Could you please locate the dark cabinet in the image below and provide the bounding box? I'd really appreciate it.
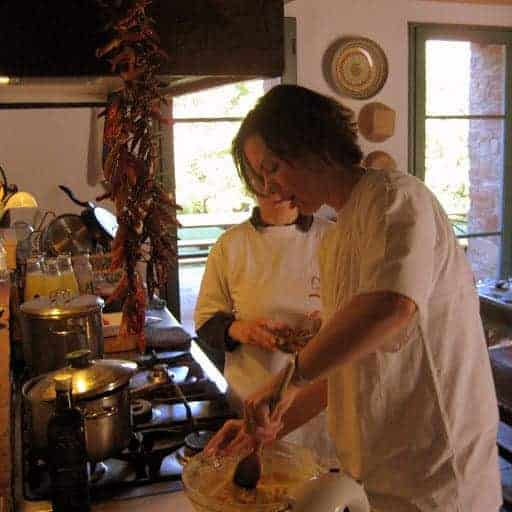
[0,0,283,78]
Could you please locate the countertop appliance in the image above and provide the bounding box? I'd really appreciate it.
[15,308,234,511]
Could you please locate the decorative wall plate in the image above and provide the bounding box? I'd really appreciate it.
[358,102,396,142]
[363,150,397,171]
[330,37,388,100]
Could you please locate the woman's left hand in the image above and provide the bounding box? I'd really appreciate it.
[244,369,299,441]
[203,419,253,457]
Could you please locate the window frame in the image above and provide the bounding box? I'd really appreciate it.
[409,22,512,278]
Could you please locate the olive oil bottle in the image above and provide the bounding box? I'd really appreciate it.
[47,374,90,511]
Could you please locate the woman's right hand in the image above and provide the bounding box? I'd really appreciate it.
[228,319,288,351]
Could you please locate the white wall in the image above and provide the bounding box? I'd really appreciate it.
[285,0,512,172]
[0,107,112,218]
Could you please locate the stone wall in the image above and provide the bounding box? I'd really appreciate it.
[468,43,505,281]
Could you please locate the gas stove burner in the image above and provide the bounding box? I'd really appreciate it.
[148,364,170,384]
[89,461,108,483]
[495,279,510,290]
[176,431,214,467]
[176,446,191,466]
[131,399,153,425]
[185,430,214,452]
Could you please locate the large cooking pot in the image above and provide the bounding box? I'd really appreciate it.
[20,294,104,376]
[22,349,138,462]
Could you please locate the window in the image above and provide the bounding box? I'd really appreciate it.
[173,80,270,258]
[410,24,512,282]
[171,80,271,333]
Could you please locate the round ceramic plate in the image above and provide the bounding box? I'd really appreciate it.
[330,37,388,99]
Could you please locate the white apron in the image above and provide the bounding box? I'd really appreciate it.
[195,217,336,462]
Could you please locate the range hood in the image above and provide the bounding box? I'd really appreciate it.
[0,0,284,106]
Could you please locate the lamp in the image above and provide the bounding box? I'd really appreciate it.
[0,164,38,225]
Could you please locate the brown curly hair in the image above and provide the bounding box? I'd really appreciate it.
[233,84,363,195]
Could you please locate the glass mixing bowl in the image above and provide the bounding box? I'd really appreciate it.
[183,441,327,512]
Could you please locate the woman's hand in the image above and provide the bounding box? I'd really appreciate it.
[228,318,290,351]
[244,367,299,440]
[203,419,253,457]
[204,366,300,457]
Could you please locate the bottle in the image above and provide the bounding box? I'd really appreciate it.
[24,256,45,301]
[57,254,80,296]
[47,373,90,512]
[71,253,94,295]
[43,257,61,296]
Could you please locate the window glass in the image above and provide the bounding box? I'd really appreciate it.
[425,118,503,235]
[426,40,505,117]
[173,80,266,118]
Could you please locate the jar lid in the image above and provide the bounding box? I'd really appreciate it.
[20,294,104,318]
[25,350,138,402]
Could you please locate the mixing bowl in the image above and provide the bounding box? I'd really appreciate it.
[183,441,326,512]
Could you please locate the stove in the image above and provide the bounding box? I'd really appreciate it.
[17,341,234,507]
[478,278,512,308]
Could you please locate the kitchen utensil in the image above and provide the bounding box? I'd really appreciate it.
[22,349,137,462]
[363,150,397,171]
[183,440,326,512]
[42,213,93,256]
[290,471,370,512]
[357,102,396,142]
[233,360,296,489]
[20,294,104,376]
[59,185,117,251]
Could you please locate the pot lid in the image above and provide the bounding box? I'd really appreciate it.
[20,293,104,318]
[26,350,138,402]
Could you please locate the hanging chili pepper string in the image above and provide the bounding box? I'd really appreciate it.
[96,0,181,352]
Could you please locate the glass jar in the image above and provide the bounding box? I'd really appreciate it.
[57,255,79,296]
[24,256,45,301]
[44,257,61,297]
[71,254,94,295]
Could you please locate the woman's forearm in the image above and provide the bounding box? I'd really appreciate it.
[278,379,328,437]
[297,291,417,382]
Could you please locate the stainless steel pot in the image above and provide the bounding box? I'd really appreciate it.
[22,350,138,462]
[20,294,104,376]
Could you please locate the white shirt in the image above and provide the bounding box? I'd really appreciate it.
[195,215,335,461]
[319,168,501,511]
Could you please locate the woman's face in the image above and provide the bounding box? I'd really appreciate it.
[243,134,325,215]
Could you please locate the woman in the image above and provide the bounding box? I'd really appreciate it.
[194,173,334,461]
[205,85,501,511]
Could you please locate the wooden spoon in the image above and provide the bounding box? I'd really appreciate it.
[233,360,296,489]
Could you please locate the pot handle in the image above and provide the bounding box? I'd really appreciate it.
[66,349,92,368]
[84,406,118,420]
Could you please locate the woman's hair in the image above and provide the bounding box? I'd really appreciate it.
[233,84,363,194]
